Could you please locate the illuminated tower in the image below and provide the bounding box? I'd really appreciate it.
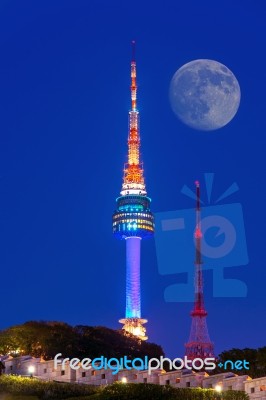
[112,42,154,341]
[185,181,214,359]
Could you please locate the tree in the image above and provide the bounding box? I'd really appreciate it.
[214,347,266,378]
[0,321,164,361]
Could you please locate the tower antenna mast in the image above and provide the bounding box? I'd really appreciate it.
[185,181,214,359]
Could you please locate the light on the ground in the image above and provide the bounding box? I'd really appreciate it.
[28,365,35,376]
[215,384,222,393]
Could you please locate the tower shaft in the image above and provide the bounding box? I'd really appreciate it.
[126,237,141,318]
[185,181,214,360]
[113,42,154,341]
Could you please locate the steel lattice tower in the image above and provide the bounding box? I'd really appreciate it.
[185,181,214,359]
[112,42,154,341]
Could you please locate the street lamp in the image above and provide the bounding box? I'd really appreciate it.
[215,384,222,393]
[28,365,35,378]
[214,384,223,399]
[121,377,127,383]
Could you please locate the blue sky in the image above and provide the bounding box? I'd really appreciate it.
[0,0,265,358]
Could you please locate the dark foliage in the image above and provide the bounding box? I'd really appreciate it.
[0,375,98,399]
[0,321,164,361]
[0,377,249,400]
[213,347,266,378]
[80,382,249,400]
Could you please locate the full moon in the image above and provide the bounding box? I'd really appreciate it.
[169,59,241,131]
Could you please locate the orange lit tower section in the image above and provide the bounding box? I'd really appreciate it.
[121,42,146,197]
[185,181,214,359]
[112,42,154,340]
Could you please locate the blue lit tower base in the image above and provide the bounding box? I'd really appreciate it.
[119,237,147,339]
[113,195,154,340]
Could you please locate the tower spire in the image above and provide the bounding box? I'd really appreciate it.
[121,41,146,197]
[185,181,214,360]
[131,40,137,111]
[112,43,154,341]
[131,40,136,62]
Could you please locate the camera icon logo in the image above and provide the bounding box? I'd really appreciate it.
[154,173,248,302]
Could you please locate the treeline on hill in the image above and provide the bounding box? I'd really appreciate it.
[0,321,265,380]
[214,347,266,379]
[0,321,164,360]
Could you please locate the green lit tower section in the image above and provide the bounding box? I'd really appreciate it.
[112,42,154,340]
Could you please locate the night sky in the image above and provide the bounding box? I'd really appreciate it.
[0,0,265,358]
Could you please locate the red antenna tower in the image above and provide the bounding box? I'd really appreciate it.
[185,181,215,360]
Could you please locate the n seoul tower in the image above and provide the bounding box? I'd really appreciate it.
[112,42,154,340]
[185,181,214,359]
